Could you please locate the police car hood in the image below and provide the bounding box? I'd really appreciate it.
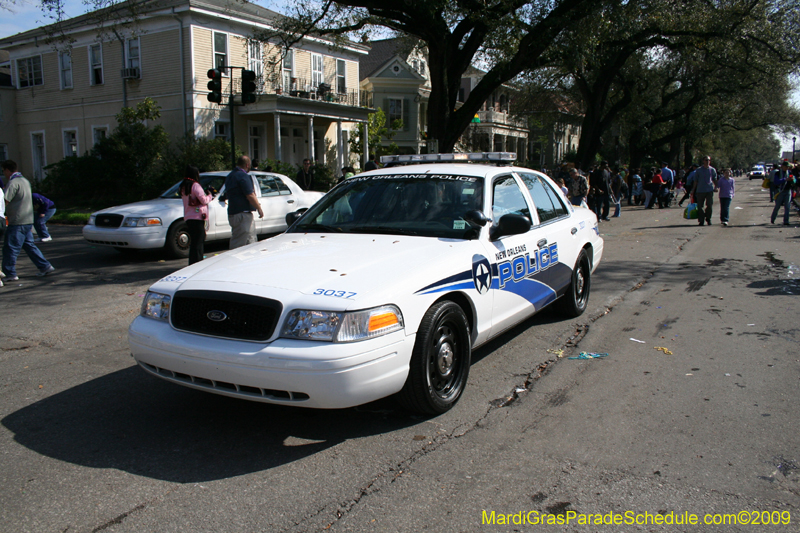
[94,198,178,216]
[174,232,470,304]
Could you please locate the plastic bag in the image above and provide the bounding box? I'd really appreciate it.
[683,202,698,219]
[762,177,771,189]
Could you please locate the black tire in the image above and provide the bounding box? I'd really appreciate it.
[165,221,190,259]
[557,249,591,317]
[397,301,471,415]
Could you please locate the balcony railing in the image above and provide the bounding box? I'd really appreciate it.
[478,109,528,129]
[226,76,364,107]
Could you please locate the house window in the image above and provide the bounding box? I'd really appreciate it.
[126,38,140,69]
[63,130,78,157]
[336,59,346,94]
[311,54,323,88]
[282,49,293,91]
[249,126,261,163]
[92,126,108,145]
[214,122,229,141]
[17,56,43,88]
[248,41,262,90]
[387,98,403,127]
[89,44,103,85]
[214,32,228,73]
[59,52,72,89]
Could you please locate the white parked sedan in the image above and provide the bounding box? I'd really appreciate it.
[128,153,603,414]
[83,171,324,257]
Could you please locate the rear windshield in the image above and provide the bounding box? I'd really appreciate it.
[289,175,484,239]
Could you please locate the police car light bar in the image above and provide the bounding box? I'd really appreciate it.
[380,152,516,164]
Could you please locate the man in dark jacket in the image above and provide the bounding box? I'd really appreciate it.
[590,161,611,221]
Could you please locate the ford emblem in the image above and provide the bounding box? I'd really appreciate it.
[207,310,227,322]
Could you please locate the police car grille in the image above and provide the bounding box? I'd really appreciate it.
[171,290,282,341]
[95,214,124,228]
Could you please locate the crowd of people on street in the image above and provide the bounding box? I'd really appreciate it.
[549,156,800,228]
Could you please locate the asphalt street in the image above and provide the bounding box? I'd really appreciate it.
[1,179,798,532]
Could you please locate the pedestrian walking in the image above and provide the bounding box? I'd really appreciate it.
[770,161,796,226]
[590,161,611,221]
[691,156,718,226]
[569,168,589,207]
[1,160,55,280]
[717,168,735,226]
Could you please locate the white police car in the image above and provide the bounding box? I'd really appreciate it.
[128,153,603,414]
[83,171,323,258]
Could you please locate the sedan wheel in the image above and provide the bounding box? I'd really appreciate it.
[398,301,471,415]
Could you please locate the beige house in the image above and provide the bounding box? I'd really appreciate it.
[359,39,528,159]
[526,96,583,170]
[0,0,372,182]
[0,50,19,166]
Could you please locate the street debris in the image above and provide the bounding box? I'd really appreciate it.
[547,348,565,358]
[630,338,646,343]
[568,352,608,360]
[654,346,673,355]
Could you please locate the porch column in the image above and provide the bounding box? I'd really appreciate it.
[363,122,369,169]
[337,119,344,174]
[308,116,315,161]
[274,113,282,162]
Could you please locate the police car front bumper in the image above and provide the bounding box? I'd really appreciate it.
[128,316,414,409]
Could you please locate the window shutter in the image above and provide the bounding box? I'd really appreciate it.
[383,98,389,127]
[403,98,410,131]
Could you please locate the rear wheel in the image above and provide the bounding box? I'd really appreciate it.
[397,301,471,415]
[165,221,190,259]
[557,249,591,317]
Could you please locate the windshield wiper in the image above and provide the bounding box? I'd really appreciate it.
[348,226,421,236]
[294,223,343,233]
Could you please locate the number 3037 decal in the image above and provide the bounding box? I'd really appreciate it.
[313,289,357,299]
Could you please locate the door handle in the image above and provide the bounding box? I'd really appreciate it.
[287,199,295,203]
[571,227,578,235]
[537,238,547,248]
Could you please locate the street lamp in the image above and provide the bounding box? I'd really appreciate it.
[793,136,796,163]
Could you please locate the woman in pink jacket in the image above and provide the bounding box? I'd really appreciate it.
[180,166,215,265]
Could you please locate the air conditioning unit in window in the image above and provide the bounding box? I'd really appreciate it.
[121,67,140,79]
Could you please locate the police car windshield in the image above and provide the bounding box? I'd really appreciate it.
[290,175,484,239]
[160,175,225,198]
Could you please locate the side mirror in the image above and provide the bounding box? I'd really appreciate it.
[490,214,531,240]
[464,210,490,228]
[285,208,308,227]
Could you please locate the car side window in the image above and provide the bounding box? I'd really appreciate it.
[257,177,280,197]
[519,173,566,223]
[275,177,292,195]
[492,175,530,221]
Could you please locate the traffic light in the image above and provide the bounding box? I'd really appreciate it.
[207,68,223,104]
[241,69,257,105]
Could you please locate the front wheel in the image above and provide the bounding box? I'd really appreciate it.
[397,301,471,415]
[165,221,190,259]
[557,249,591,317]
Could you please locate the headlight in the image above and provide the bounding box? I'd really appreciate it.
[87,215,96,225]
[281,305,404,342]
[123,217,162,227]
[140,291,171,320]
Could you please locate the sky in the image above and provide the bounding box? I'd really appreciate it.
[3,0,798,157]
